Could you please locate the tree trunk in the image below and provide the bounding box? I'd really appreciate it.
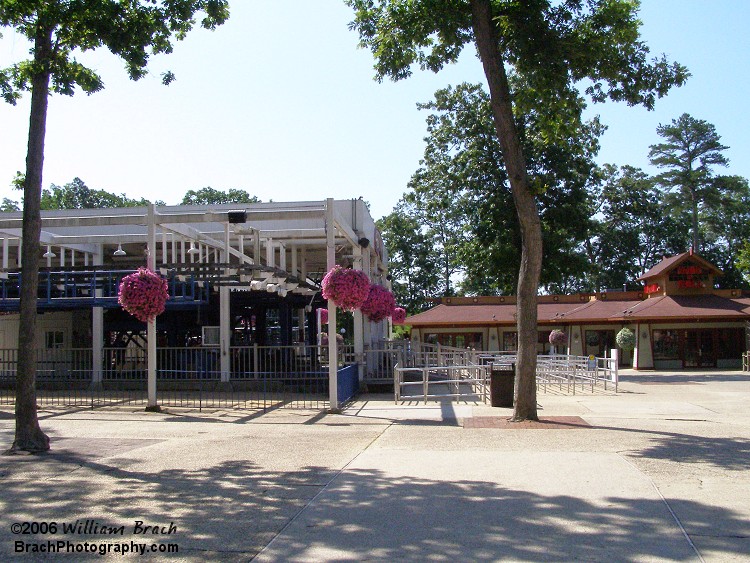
[470,0,542,421]
[9,24,53,453]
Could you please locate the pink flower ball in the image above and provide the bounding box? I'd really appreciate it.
[361,284,396,322]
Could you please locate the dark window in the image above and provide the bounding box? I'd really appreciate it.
[717,328,743,360]
[653,329,679,360]
[503,332,518,351]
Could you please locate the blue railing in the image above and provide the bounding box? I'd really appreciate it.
[0,269,209,310]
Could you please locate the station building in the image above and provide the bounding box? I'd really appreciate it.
[0,199,390,387]
[406,251,750,370]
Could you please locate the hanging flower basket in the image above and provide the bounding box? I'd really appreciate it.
[392,307,407,325]
[616,327,636,351]
[549,329,567,347]
[319,307,329,325]
[321,265,370,311]
[361,284,396,323]
[118,268,169,323]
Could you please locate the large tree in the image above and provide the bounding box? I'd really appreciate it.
[377,202,441,312]
[648,113,728,252]
[347,0,687,421]
[1,1,229,453]
[403,82,601,296]
[181,187,259,205]
[701,175,750,289]
[586,164,686,290]
[41,177,164,209]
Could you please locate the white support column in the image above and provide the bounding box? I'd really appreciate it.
[266,238,275,268]
[146,204,159,410]
[220,286,231,384]
[253,231,261,265]
[162,229,168,265]
[91,244,104,388]
[326,198,338,411]
[291,246,298,278]
[220,223,231,385]
[353,244,365,382]
[279,243,287,272]
[1,238,7,278]
[362,246,372,349]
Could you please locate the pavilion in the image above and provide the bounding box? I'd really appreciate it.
[0,198,390,407]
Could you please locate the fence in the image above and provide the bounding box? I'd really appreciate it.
[394,363,490,403]
[394,348,619,403]
[0,344,359,411]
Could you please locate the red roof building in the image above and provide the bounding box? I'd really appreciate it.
[406,252,749,370]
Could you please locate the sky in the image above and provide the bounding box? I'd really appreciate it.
[1,1,748,221]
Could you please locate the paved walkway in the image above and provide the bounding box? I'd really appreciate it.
[1,369,749,561]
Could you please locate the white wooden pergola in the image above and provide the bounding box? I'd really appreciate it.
[0,198,389,410]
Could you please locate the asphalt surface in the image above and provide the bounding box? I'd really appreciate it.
[1,369,749,561]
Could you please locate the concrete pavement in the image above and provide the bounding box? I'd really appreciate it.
[1,369,749,561]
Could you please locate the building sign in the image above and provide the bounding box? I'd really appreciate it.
[669,262,709,289]
[644,283,661,295]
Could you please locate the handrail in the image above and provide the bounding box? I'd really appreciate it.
[393,361,489,404]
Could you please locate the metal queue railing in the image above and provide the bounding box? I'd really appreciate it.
[392,347,619,404]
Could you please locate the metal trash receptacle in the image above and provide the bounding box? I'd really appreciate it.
[490,364,515,407]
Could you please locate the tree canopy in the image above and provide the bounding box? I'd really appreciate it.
[181,187,260,205]
[348,0,687,421]
[1,0,229,454]
[649,113,729,252]
[40,177,165,209]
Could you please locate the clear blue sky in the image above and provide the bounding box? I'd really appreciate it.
[1,1,748,221]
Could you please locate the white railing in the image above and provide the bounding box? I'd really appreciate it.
[393,362,490,404]
[410,342,479,369]
[393,348,620,403]
[478,351,618,394]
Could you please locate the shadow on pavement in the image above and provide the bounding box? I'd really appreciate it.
[1,452,747,561]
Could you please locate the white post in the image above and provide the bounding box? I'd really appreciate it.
[91,244,104,388]
[362,245,372,349]
[220,223,231,385]
[611,348,619,387]
[220,286,231,384]
[146,204,158,410]
[326,198,338,410]
[353,244,365,382]
[1,238,7,278]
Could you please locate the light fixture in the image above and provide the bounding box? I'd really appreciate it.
[358,237,370,248]
[277,288,288,297]
[251,280,264,291]
[187,242,200,255]
[266,283,277,293]
[43,246,56,259]
[113,244,126,256]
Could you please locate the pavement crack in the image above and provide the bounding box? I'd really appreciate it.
[617,452,706,563]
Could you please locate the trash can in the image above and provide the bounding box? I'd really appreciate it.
[490,364,515,407]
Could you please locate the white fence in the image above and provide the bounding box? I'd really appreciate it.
[394,363,490,403]
[394,347,619,403]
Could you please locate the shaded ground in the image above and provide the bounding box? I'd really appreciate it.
[0,369,748,561]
